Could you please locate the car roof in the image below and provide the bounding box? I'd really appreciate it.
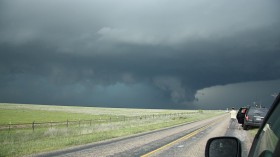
[248,106,268,110]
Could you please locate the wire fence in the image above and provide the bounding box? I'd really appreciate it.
[0,112,200,131]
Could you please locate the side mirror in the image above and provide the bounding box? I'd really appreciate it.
[205,137,242,157]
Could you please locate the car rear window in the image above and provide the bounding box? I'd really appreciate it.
[248,108,268,117]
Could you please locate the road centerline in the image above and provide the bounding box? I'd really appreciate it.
[140,121,217,157]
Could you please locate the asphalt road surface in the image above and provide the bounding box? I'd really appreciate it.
[34,114,253,157]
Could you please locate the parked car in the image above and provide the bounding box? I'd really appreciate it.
[236,107,248,125]
[205,93,280,157]
[243,106,268,130]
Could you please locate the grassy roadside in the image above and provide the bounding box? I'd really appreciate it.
[248,128,259,140]
[0,103,224,157]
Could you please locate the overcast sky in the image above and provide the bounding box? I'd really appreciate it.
[0,0,279,109]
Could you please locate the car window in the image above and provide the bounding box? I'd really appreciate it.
[247,108,256,115]
[248,108,268,116]
[251,101,280,156]
[254,109,268,117]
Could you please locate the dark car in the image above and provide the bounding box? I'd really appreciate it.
[236,107,248,125]
[243,106,268,130]
[205,93,280,157]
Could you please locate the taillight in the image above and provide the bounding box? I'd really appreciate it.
[245,115,249,121]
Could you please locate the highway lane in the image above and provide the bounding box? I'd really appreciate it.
[141,117,253,157]
[34,114,253,157]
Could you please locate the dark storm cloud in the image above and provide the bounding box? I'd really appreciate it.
[0,0,280,108]
[195,79,280,109]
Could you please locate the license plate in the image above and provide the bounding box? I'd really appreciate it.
[256,118,261,121]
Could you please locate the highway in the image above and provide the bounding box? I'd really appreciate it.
[34,114,253,157]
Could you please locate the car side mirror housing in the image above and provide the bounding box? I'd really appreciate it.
[205,137,242,157]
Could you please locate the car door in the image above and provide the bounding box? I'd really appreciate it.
[236,107,247,124]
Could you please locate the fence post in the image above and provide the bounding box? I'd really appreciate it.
[9,122,11,132]
[32,121,35,132]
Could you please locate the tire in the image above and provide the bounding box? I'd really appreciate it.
[243,124,248,130]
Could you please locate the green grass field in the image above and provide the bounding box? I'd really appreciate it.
[0,103,224,157]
